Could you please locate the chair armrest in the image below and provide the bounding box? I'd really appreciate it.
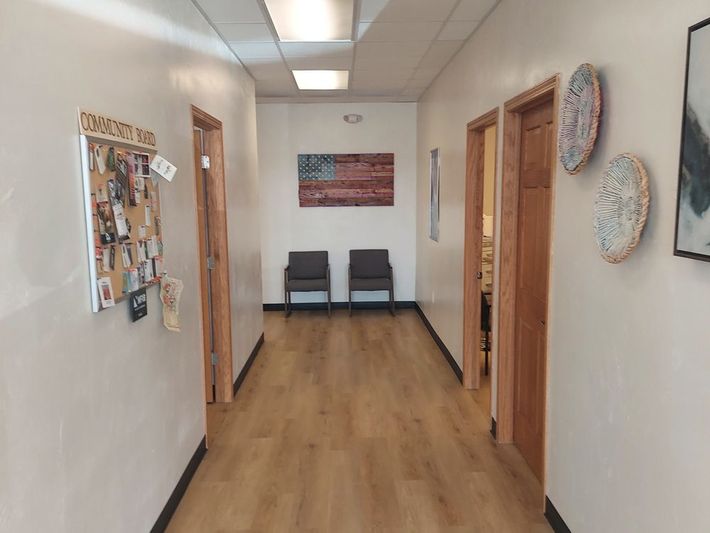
[284,265,289,283]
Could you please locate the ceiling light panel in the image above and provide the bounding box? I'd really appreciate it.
[264,0,355,41]
[293,70,349,90]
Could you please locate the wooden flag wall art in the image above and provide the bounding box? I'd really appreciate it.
[298,153,394,207]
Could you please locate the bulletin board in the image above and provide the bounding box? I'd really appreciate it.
[78,109,163,312]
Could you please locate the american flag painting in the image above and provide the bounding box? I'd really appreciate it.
[298,153,394,207]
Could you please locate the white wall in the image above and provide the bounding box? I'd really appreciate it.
[0,1,262,531]
[416,0,710,531]
[257,103,417,304]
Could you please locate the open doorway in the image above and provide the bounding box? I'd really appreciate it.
[463,108,498,421]
[191,106,234,442]
[497,76,559,491]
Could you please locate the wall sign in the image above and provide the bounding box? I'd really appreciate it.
[78,109,157,151]
[130,287,148,321]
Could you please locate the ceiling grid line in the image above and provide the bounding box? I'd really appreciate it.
[194,0,501,102]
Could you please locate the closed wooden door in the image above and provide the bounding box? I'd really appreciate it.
[513,98,553,481]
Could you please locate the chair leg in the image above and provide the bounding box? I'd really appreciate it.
[348,290,352,316]
[389,286,395,316]
[327,289,331,317]
[285,291,292,318]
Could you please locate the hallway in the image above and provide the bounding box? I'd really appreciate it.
[168,310,550,532]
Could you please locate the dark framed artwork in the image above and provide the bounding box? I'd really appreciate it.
[675,16,710,261]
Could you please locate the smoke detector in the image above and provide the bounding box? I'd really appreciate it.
[343,114,363,124]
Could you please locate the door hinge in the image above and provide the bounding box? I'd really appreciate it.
[207,256,216,270]
[201,155,210,169]
[211,352,218,366]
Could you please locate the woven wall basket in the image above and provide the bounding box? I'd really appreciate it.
[559,63,602,175]
[594,154,650,264]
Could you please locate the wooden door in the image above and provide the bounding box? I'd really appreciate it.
[513,99,553,481]
[193,128,215,403]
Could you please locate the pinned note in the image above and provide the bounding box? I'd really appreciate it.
[150,154,177,182]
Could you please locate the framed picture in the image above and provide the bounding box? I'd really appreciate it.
[429,148,440,241]
[675,17,710,261]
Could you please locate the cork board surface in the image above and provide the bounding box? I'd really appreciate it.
[87,142,163,309]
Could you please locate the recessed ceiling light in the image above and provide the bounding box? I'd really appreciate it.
[264,0,354,41]
[293,70,349,90]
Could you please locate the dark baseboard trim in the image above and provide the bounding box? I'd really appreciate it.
[490,417,497,439]
[233,333,265,397]
[414,303,463,383]
[545,496,572,533]
[263,301,416,312]
[151,436,207,533]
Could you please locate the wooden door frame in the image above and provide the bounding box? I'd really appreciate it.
[192,105,234,404]
[463,108,499,390]
[496,76,559,484]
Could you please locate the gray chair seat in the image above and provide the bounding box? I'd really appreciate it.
[286,278,328,291]
[284,251,331,317]
[349,277,391,291]
[348,249,395,315]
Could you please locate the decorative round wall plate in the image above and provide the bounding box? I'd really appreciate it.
[559,63,602,175]
[594,154,650,263]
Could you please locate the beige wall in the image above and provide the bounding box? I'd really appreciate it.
[0,0,262,531]
[257,103,417,304]
[415,0,710,530]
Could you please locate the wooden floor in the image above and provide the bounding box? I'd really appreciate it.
[168,310,550,533]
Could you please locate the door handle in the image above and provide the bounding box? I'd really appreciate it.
[476,272,482,280]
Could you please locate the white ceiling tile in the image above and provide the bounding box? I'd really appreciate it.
[417,41,462,69]
[246,62,292,81]
[355,41,430,60]
[229,41,282,59]
[255,79,297,97]
[352,87,407,97]
[359,0,458,22]
[437,20,480,41]
[279,42,354,58]
[401,86,424,97]
[450,0,498,21]
[353,68,414,83]
[217,23,273,41]
[358,21,443,42]
[196,0,265,23]
[354,55,420,69]
[286,55,353,70]
[359,0,389,22]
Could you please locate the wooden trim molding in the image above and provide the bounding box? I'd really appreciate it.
[463,107,499,390]
[192,105,222,129]
[497,75,559,446]
[192,106,234,404]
